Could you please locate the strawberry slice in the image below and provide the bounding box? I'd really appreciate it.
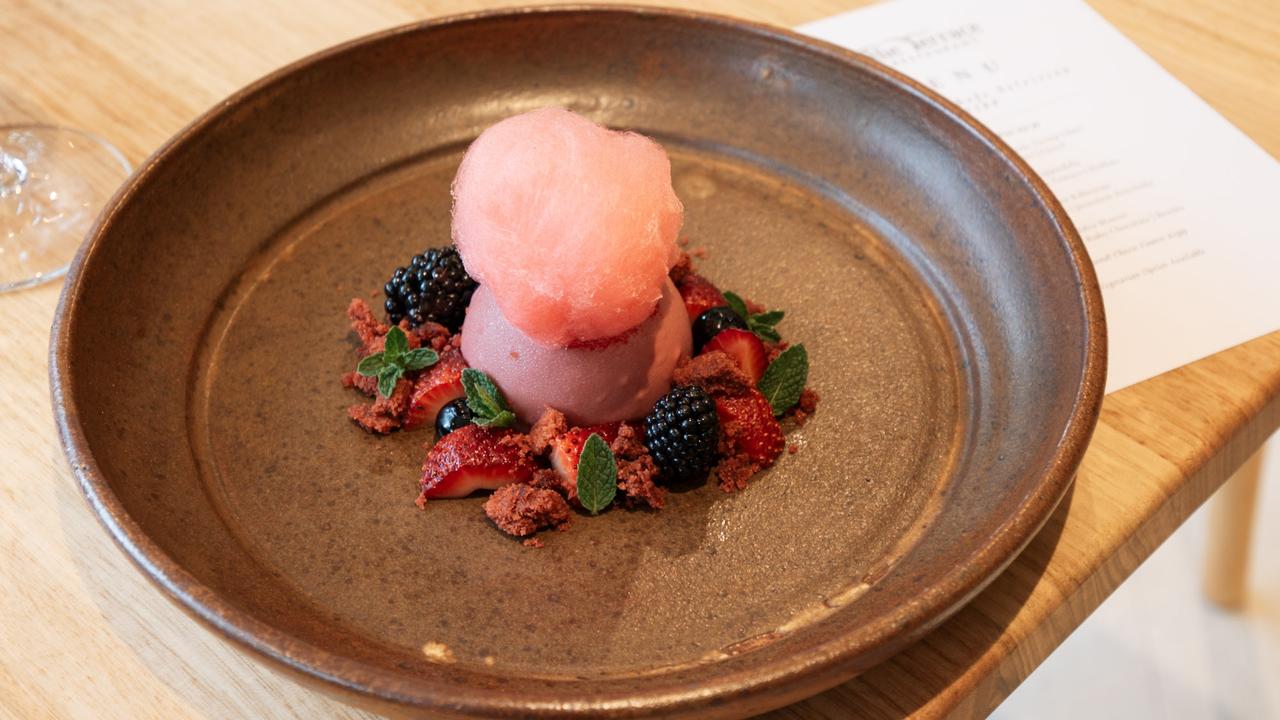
[702,328,767,384]
[419,424,535,498]
[549,423,621,493]
[678,273,727,321]
[403,349,468,430]
[715,389,785,467]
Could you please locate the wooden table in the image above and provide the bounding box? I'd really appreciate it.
[2,1,1277,717]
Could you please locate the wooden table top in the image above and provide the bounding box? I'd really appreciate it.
[2,1,1278,717]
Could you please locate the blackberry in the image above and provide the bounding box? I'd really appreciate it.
[435,397,474,438]
[644,385,720,484]
[692,306,747,352]
[383,246,477,331]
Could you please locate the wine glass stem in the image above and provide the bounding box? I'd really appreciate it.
[1,149,29,198]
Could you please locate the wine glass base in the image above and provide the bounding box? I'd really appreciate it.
[0,126,131,292]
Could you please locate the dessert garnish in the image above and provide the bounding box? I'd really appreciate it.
[723,291,784,344]
[460,368,516,429]
[702,329,767,384]
[691,306,748,352]
[434,398,473,438]
[383,246,476,330]
[642,385,719,484]
[355,326,439,398]
[758,345,810,416]
[341,107,820,543]
[403,349,467,431]
[573,434,617,515]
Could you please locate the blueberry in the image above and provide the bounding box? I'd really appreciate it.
[435,397,474,438]
[692,306,747,352]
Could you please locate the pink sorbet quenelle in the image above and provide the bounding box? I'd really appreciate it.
[451,107,684,346]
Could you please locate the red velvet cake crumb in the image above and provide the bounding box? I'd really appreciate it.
[611,423,665,509]
[484,484,572,537]
[346,377,413,434]
[527,408,569,455]
[347,298,388,356]
[789,388,821,426]
[617,454,664,509]
[672,351,754,398]
[715,453,760,493]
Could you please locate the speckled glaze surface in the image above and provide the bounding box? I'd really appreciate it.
[50,7,1105,719]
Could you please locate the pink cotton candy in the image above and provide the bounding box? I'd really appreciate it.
[451,107,684,346]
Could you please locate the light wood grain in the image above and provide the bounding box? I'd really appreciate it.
[1202,448,1264,610]
[1,1,1277,718]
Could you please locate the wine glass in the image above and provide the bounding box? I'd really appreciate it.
[0,125,131,292]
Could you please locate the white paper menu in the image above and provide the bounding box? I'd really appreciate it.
[802,0,1280,393]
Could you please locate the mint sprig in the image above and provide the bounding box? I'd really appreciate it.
[355,326,439,398]
[575,433,618,514]
[460,368,516,428]
[758,344,809,416]
[723,290,784,343]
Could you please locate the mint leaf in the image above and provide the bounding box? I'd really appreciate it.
[377,365,400,399]
[750,323,782,344]
[752,310,784,327]
[461,368,515,429]
[356,352,386,377]
[758,344,809,416]
[723,291,786,344]
[575,433,617,514]
[461,368,505,414]
[383,326,409,360]
[354,329,439,402]
[477,409,516,429]
[401,347,439,371]
[723,290,749,320]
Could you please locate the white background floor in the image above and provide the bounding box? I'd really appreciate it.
[992,434,1280,719]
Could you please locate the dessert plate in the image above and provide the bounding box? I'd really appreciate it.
[51,7,1105,718]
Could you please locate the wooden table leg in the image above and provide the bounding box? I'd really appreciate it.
[1203,445,1266,610]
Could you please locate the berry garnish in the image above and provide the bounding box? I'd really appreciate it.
[419,425,535,499]
[724,291,784,343]
[643,385,719,484]
[714,388,785,467]
[575,433,618,514]
[434,397,474,438]
[355,326,439,398]
[758,344,810,416]
[692,306,748,352]
[677,273,727,321]
[549,423,622,496]
[460,368,516,429]
[402,349,466,430]
[383,245,478,331]
[701,328,768,384]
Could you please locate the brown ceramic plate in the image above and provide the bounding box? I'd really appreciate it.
[51,7,1105,719]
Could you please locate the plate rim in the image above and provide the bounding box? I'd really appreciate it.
[49,4,1107,717]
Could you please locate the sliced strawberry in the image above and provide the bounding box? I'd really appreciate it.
[549,423,622,487]
[715,389,785,467]
[419,425,535,499]
[678,273,727,321]
[701,328,768,384]
[403,349,468,430]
